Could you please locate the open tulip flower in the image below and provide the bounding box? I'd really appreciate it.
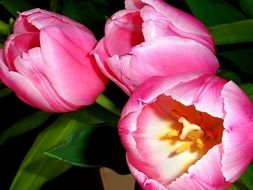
[0,9,107,112]
[93,0,219,95]
[119,73,253,190]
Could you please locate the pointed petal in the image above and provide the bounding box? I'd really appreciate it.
[168,75,226,118]
[14,48,75,112]
[107,55,135,95]
[40,25,106,106]
[142,0,214,51]
[221,81,253,182]
[119,73,202,119]
[124,37,218,89]
[125,0,145,9]
[104,9,144,56]
[141,5,180,41]
[92,40,132,95]
[126,155,167,190]
[3,32,40,70]
[0,50,53,112]
[169,145,230,190]
[14,14,38,33]
[14,8,84,33]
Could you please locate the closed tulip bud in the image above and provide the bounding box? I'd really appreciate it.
[92,0,218,95]
[0,9,107,112]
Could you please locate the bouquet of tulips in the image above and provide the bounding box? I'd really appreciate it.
[0,0,253,189]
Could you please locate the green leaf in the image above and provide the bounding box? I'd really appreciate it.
[239,162,253,189]
[217,70,242,85]
[96,94,121,116]
[228,163,253,190]
[186,0,246,26]
[240,0,253,18]
[227,185,240,190]
[73,103,119,126]
[10,112,80,190]
[45,123,129,174]
[209,19,253,45]
[218,48,253,77]
[0,19,10,35]
[0,0,34,16]
[240,83,253,101]
[0,87,12,98]
[10,103,119,190]
[0,111,51,145]
[62,0,112,37]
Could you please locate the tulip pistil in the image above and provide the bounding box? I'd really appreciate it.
[178,117,204,140]
[164,116,210,154]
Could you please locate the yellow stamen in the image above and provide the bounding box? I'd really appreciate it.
[178,117,204,140]
[175,141,194,154]
[166,129,180,138]
[196,138,204,148]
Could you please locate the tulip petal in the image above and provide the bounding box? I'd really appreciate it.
[107,37,218,93]
[221,81,253,182]
[24,13,68,30]
[3,32,40,70]
[125,0,145,9]
[168,75,226,118]
[104,9,144,56]
[14,8,84,33]
[107,55,135,95]
[0,50,53,111]
[127,155,167,190]
[142,0,214,51]
[40,24,106,106]
[92,40,132,95]
[119,73,202,119]
[141,5,180,41]
[169,145,230,190]
[14,15,39,33]
[133,101,201,184]
[14,48,75,112]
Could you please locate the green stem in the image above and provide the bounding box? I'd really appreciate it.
[96,94,121,116]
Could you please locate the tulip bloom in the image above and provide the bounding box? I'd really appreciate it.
[119,73,253,189]
[0,9,107,112]
[93,0,218,95]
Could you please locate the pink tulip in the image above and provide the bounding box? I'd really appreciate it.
[0,9,107,112]
[119,73,253,189]
[92,0,218,95]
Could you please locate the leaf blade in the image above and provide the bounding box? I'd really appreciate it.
[0,0,34,16]
[209,19,253,45]
[186,0,246,26]
[218,48,253,77]
[45,124,129,174]
[10,103,120,189]
[240,0,253,18]
[0,111,51,145]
